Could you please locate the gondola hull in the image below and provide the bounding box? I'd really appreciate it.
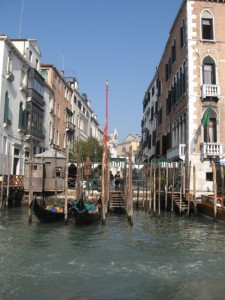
[32,197,64,223]
[73,208,101,225]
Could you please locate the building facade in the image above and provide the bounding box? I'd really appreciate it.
[142,0,225,193]
[0,36,46,175]
[0,35,103,176]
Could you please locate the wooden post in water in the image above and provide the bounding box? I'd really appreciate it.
[127,147,133,225]
[101,150,107,225]
[179,162,183,214]
[187,161,192,215]
[183,163,186,195]
[212,161,217,221]
[158,163,161,216]
[6,141,11,208]
[105,158,110,215]
[153,163,156,214]
[148,162,152,213]
[64,139,69,225]
[221,165,224,196]
[165,164,168,211]
[136,164,140,209]
[28,139,33,224]
[171,164,175,212]
[54,149,57,203]
[193,165,196,214]
[0,161,5,210]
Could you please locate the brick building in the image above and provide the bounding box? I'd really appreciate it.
[142,0,225,194]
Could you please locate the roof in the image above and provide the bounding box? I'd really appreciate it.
[120,134,141,144]
[35,149,65,159]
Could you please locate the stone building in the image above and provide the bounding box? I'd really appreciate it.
[0,35,45,175]
[0,35,103,176]
[142,0,225,194]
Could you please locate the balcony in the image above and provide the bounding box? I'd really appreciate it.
[3,118,12,128]
[6,71,14,82]
[27,88,45,107]
[66,121,75,134]
[25,127,45,142]
[201,142,223,159]
[20,83,27,93]
[167,144,186,161]
[201,84,220,100]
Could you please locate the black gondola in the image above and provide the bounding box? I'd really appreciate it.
[32,195,65,223]
[71,196,102,225]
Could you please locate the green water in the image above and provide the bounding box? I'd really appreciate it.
[1,207,225,300]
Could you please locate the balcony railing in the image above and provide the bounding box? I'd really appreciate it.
[66,121,75,134]
[201,84,220,99]
[27,88,45,107]
[167,144,186,161]
[201,142,223,159]
[25,127,45,141]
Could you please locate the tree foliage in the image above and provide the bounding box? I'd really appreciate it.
[69,137,103,162]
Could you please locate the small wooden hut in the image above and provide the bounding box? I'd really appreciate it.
[24,149,66,193]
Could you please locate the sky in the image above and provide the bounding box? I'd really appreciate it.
[1,0,182,142]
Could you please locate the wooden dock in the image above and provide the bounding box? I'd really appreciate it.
[109,191,125,213]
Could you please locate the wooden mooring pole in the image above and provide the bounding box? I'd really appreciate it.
[179,162,183,214]
[28,139,33,224]
[212,161,217,221]
[171,165,175,212]
[153,164,156,214]
[193,165,197,214]
[165,164,168,211]
[148,162,152,213]
[158,163,161,216]
[64,140,69,225]
[0,161,5,210]
[187,161,192,215]
[126,147,133,225]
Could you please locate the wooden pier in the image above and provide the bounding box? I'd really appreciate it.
[109,191,125,213]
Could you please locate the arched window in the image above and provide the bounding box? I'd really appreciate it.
[203,108,217,143]
[202,56,216,85]
[201,10,214,40]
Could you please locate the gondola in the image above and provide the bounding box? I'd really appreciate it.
[71,196,102,225]
[32,195,65,223]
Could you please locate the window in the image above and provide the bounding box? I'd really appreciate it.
[201,11,214,40]
[172,39,176,64]
[14,148,20,156]
[7,51,13,74]
[180,19,185,48]
[29,50,32,62]
[4,92,10,123]
[36,59,39,69]
[41,70,48,81]
[202,56,216,84]
[18,102,25,128]
[206,172,213,181]
[203,109,217,143]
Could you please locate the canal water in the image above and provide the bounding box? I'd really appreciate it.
[1,207,225,300]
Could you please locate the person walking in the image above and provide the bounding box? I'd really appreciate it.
[114,171,121,190]
[110,171,114,190]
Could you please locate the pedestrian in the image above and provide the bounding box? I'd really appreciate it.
[110,171,114,190]
[114,171,121,190]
